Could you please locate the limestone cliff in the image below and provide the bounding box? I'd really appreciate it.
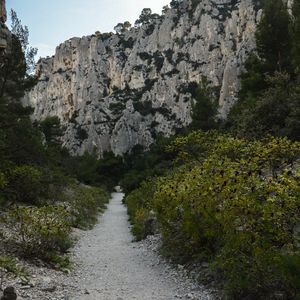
[25,0,262,156]
[0,0,10,53]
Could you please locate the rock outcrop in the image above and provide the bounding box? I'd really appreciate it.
[0,286,17,300]
[0,0,6,23]
[25,0,262,156]
[0,0,10,53]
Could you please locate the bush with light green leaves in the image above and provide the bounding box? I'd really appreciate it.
[127,131,300,298]
[154,133,300,298]
[3,205,72,260]
[125,179,157,240]
[68,184,110,229]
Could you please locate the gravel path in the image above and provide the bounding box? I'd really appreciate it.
[2,192,215,299]
[67,192,214,300]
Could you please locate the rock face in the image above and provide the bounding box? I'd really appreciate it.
[0,0,6,23]
[0,0,9,52]
[25,0,261,156]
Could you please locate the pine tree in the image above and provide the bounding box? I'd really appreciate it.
[0,10,42,165]
[190,77,218,131]
[256,0,292,73]
[227,0,294,134]
[290,0,300,73]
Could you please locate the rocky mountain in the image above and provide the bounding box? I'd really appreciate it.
[25,0,261,156]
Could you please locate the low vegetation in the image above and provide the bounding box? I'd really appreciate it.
[0,256,28,289]
[0,182,109,266]
[125,132,300,298]
[123,0,300,299]
[3,184,107,258]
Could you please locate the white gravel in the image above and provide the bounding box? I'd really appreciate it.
[66,192,215,300]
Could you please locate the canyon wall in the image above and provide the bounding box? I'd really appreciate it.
[25,0,261,156]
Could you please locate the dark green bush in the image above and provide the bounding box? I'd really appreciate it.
[5,165,44,204]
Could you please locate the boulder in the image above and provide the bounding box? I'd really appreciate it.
[1,286,17,300]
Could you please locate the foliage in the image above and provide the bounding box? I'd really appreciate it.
[124,180,157,240]
[158,136,300,298]
[68,184,109,229]
[162,5,170,15]
[255,0,292,73]
[0,172,6,188]
[5,165,44,204]
[227,0,300,141]
[290,0,300,72]
[0,256,28,286]
[39,116,63,145]
[96,151,124,190]
[109,102,125,115]
[190,77,218,131]
[135,8,152,26]
[120,136,175,194]
[0,10,37,101]
[132,100,154,116]
[126,131,300,298]
[48,253,71,270]
[191,0,200,10]
[114,21,131,34]
[134,8,160,27]
[170,0,184,9]
[3,205,72,259]
[10,10,37,74]
[165,130,220,164]
[0,10,43,172]
[0,181,109,264]
[229,72,300,140]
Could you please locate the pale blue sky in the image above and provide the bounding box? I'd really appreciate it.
[6,0,170,58]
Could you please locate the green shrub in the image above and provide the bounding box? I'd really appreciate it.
[153,133,300,298]
[4,205,72,260]
[0,256,29,286]
[0,171,7,206]
[6,165,44,204]
[126,131,300,298]
[125,180,157,240]
[68,185,109,229]
[0,172,7,189]
[109,102,126,115]
[190,77,219,131]
[48,253,71,270]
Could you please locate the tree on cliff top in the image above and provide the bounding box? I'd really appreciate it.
[114,21,132,34]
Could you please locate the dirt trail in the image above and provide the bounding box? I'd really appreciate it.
[67,192,214,300]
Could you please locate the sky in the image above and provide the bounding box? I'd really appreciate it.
[6,0,171,58]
